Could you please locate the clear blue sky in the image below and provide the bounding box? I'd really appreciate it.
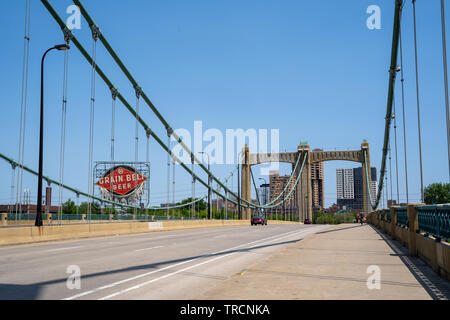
[0,0,448,208]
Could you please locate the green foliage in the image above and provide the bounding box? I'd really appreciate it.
[424,183,450,205]
[62,199,77,214]
[313,211,357,224]
[78,201,101,214]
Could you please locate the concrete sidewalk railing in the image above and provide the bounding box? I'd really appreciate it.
[368,205,450,281]
[0,218,301,246]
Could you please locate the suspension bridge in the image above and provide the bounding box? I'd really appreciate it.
[0,0,449,301]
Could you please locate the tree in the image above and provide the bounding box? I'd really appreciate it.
[424,183,450,205]
[62,199,77,214]
[78,201,101,214]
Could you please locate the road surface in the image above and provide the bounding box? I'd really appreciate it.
[0,223,326,300]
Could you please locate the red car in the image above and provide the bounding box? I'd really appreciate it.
[304,218,312,224]
[251,216,267,226]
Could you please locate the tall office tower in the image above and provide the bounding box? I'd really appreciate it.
[336,167,377,210]
[310,151,324,210]
[258,183,270,205]
[353,167,377,210]
[336,168,354,199]
[371,180,378,203]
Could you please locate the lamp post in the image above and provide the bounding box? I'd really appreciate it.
[35,44,70,227]
[199,152,211,219]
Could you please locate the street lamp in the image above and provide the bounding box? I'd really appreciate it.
[199,152,211,220]
[35,44,70,227]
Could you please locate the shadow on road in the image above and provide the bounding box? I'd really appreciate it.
[369,225,450,300]
[0,237,301,300]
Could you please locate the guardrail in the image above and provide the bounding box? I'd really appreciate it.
[367,203,450,281]
[416,204,450,241]
[1,212,223,226]
[396,207,408,228]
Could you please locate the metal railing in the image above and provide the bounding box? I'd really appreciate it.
[396,207,408,227]
[416,204,450,241]
[371,204,450,241]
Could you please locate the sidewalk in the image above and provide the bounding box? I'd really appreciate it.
[200,224,450,300]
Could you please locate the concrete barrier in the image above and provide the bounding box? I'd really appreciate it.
[0,219,301,246]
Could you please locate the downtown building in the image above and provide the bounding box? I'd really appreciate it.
[336,167,377,211]
[310,155,324,210]
[268,171,297,218]
[267,163,324,217]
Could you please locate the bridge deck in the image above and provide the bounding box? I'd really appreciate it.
[200,224,450,300]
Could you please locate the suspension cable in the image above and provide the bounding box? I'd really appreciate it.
[0,151,206,212]
[367,0,402,210]
[111,86,117,161]
[40,0,303,211]
[16,0,31,222]
[191,154,195,219]
[389,135,393,203]
[134,85,141,162]
[250,167,261,207]
[10,164,16,214]
[167,133,171,217]
[87,24,99,218]
[399,6,410,204]
[109,87,118,213]
[146,130,150,214]
[393,96,400,204]
[58,31,70,224]
[172,154,176,217]
[440,0,450,181]
[412,0,424,203]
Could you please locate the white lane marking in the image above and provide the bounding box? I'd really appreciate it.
[98,226,326,300]
[46,246,84,252]
[134,246,164,252]
[62,227,310,300]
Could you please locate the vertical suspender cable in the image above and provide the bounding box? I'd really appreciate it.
[386,173,389,208]
[87,25,99,218]
[146,131,150,215]
[231,171,234,219]
[10,165,16,214]
[412,0,425,203]
[191,155,195,219]
[389,136,393,203]
[110,87,117,213]
[167,134,171,217]
[134,86,141,162]
[440,0,450,181]
[393,96,400,204]
[58,34,70,224]
[16,0,31,223]
[172,156,175,217]
[111,87,117,161]
[399,6,410,204]
[134,87,141,215]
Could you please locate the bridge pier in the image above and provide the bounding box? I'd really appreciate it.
[361,141,372,216]
[242,140,373,222]
[241,146,251,220]
[295,143,311,222]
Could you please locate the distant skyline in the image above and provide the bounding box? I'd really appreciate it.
[0,0,449,209]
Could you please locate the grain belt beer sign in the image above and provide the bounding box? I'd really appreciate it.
[96,165,147,204]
